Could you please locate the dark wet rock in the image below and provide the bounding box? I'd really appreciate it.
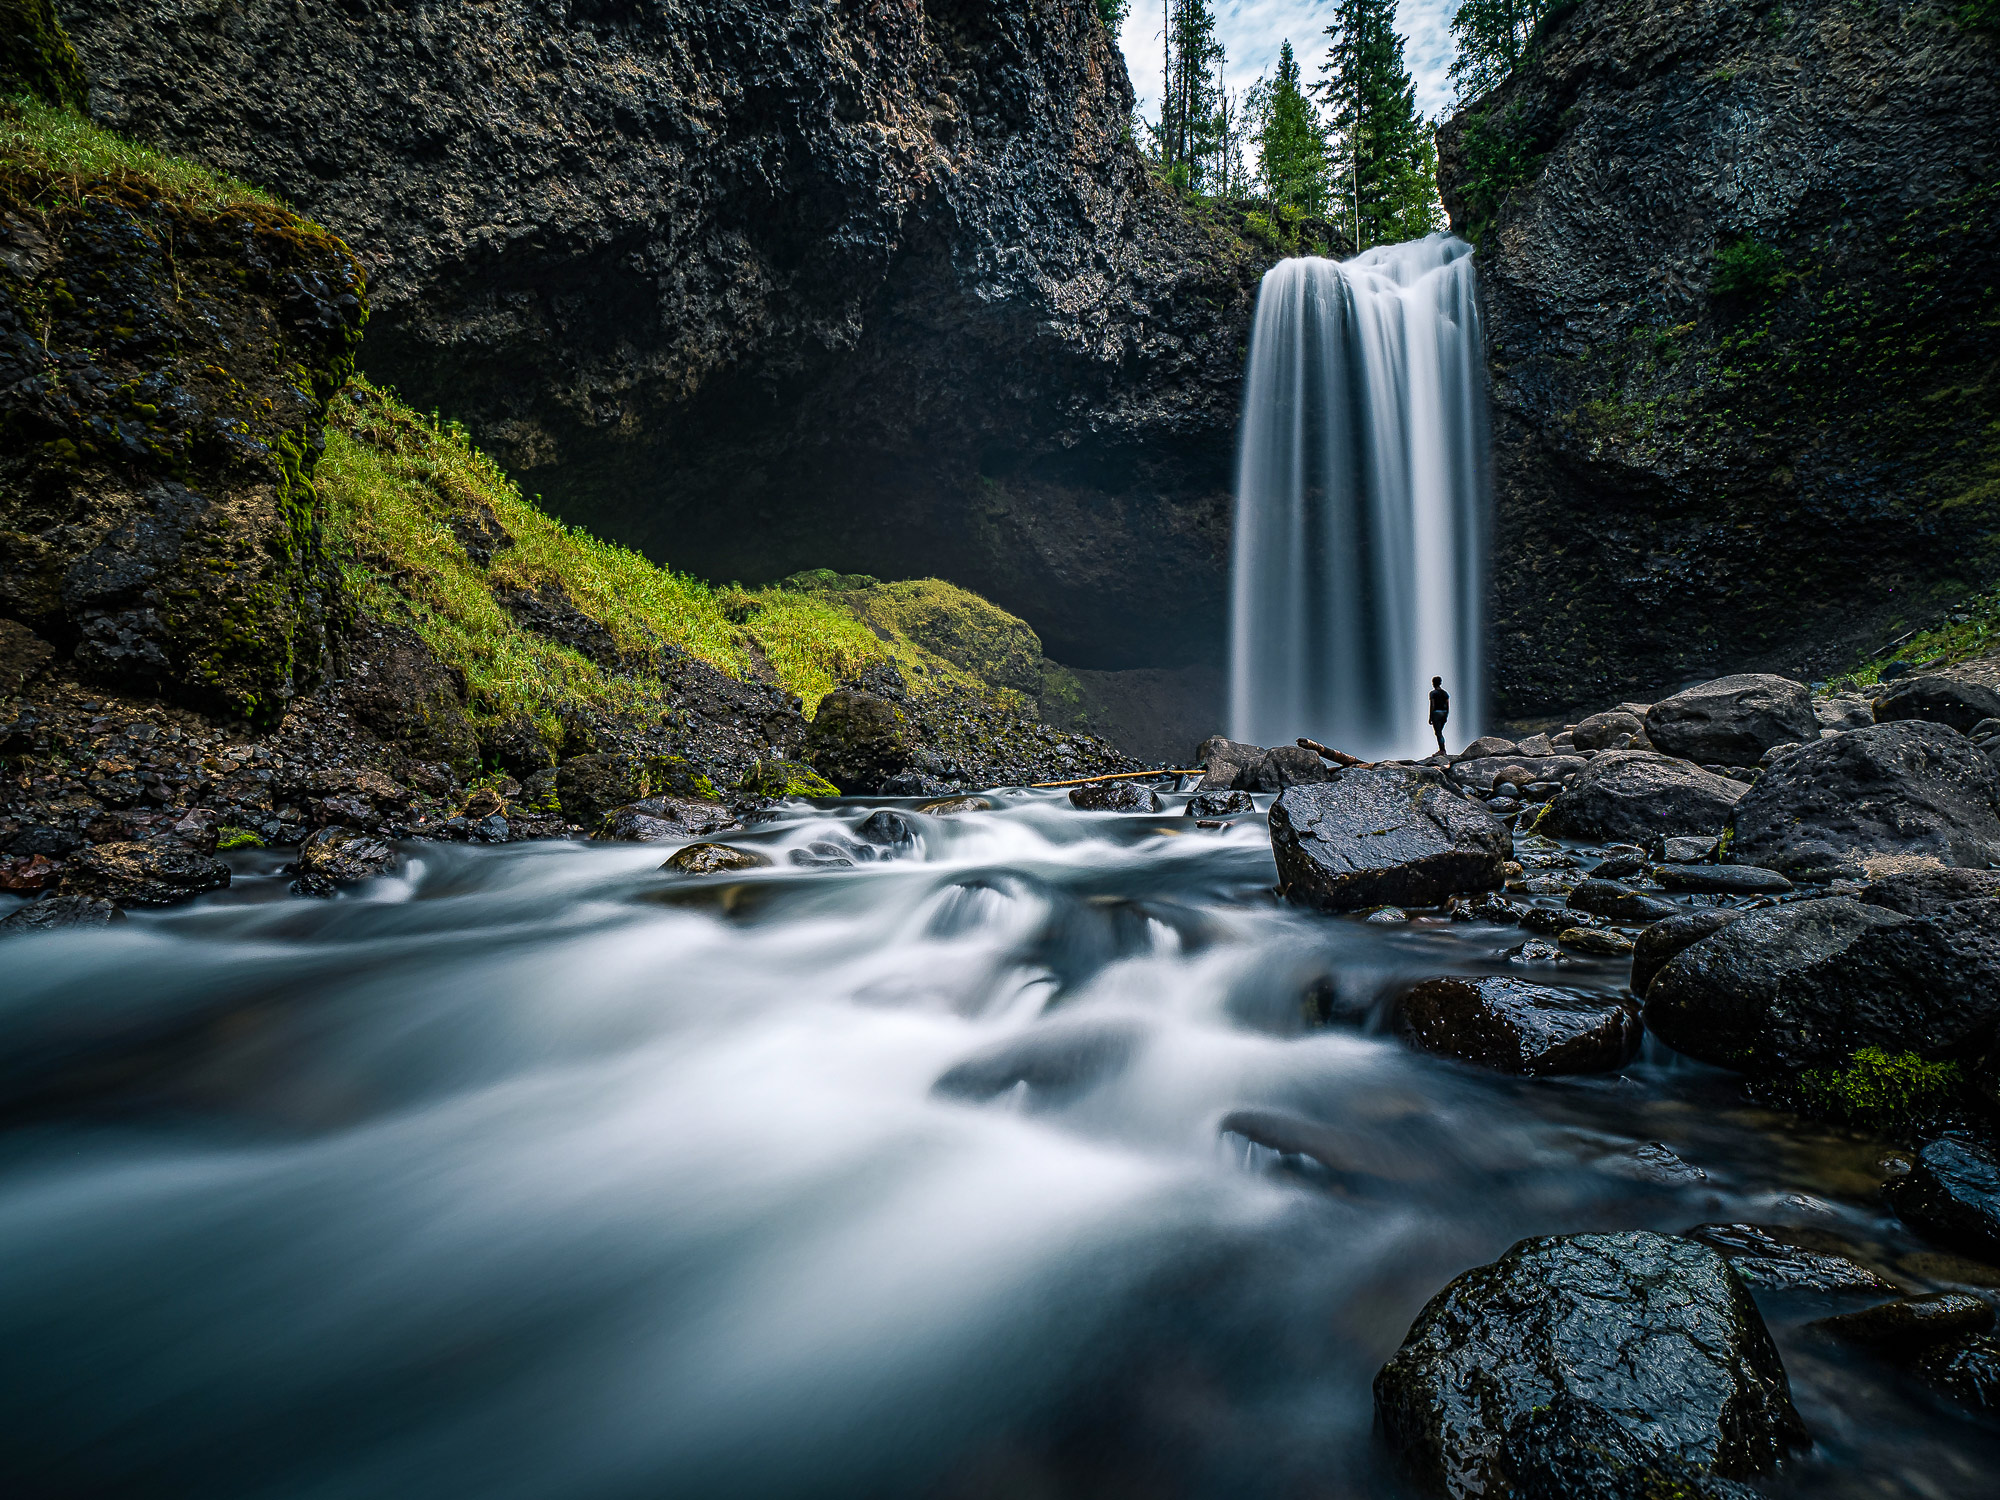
[1632,909,1740,996]
[1590,849,1645,880]
[1270,768,1510,915]
[1503,1395,1764,1500]
[1686,1224,1897,1295]
[1557,926,1634,957]
[598,798,737,843]
[1816,695,1875,733]
[664,843,770,876]
[1365,905,1410,924]
[1456,735,1519,760]
[447,504,514,567]
[1645,899,2000,1072]
[1506,938,1576,967]
[1375,1231,1806,1497]
[1912,1334,2000,1412]
[789,839,860,869]
[805,690,912,795]
[1485,796,1524,815]
[1397,977,1641,1074]
[1601,1141,1708,1187]
[735,759,840,800]
[932,1020,1142,1104]
[0,895,125,934]
[494,580,628,671]
[854,810,919,850]
[1543,751,1745,844]
[878,770,952,798]
[340,625,479,773]
[1857,866,2000,918]
[291,826,397,896]
[59,840,229,907]
[1185,790,1255,818]
[1567,878,1678,923]
[1192,736,1266,792]
[1643,676,1818,767]
[1663,835,1719,862]
[0,618,58,695]
[919,796,992,816]
[1218,1108,1383,1184]
[479,714,556,780]
[1888,1139,2000,1263]
[1872,675,2000,737]
[1451,754,1586,792]
[1069,781,1162,813]
[555,754,645,827]
[1811,1293,1993,1356]
[1571,710,1645,751]
[1726,721,2000,878]
[1657,864,1793,895]
[1243,744,1332,792]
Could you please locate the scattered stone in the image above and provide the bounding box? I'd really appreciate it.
[598,797,737,843]
[1506,938,1575,966]
[1269,767,1511,914]
[805,689,913,793]
[1485,796,1523,815]
[1645,898,2000,1072]
[1185,789,1254,818]
[854,810,919,850]
[1567,878,1678,923]
[1374,1232,1806,1497]
[1726,720,2000,878]
[0,895,125,934]
[664,843,771,875]
[1663,834,1718,862]
[1912,1334,2000,1411]
[1814,694,1875,733]
[1656,864,1793,895]
[1069,781,1162,812]
[920,796,992,815]
[1192,736,1267,790]
[1811,1293,1993,1355]
[1632,909,1740,996]
[1397,977,1641,1073]
[1558,926,1634,957]
[59,840,230,907]
[1591,848,1645,879]
[1449,754,1587,792]
[291,827,398,896]
[1888,1139,2000,1262]
[1686,1223,1897,1294]
[1571,710,1644,751]
[1516,733,1555,757]
[1872,675,2000,737]
[1543,751,1745,843]
[1645,674,1819,766]
[1456,735,1518,760]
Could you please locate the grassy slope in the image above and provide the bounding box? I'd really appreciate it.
[319,381,1042,743]
[0,95,279,212]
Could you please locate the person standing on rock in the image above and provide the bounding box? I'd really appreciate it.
[1429,677,1450,755]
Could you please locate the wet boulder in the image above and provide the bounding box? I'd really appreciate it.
[1375,1231,1805,1498]
[854,810,919,851]
[1069,780,1162,812]
[664,843,770,875]
[1397,977,1641,1074]
[1815,694,1875,732]
[59,839,230,907]
[1571,709,1645,751]
[1686,1223,1896,1294]
[1655,864,1792,895]
[1243,744,1332,792]
[1193,736,1267,791]
[1542,751,1744,843]
[1456,735,1518,760]
[1644,674,1819,766]
[1726,721,2000,878]
[1567,878,1679,923]
[1859,866,2000,916]
[1871,674,2000,736]
[1632,909,1740,995]
[1810,1293,1992,1356]
[290,827,398,895]
[1269,768,1510,914]
[1449,753,1586,793]
[1185,789,1254,818]
[555,754,644,826]
[1913,1335,2000,1411]
[598,797,737,842]
[805,689,913,793]
[919,796,992,815]
[0,895,125,934]
[1644,898,2000,1072]
[1887,1139,2000,1262]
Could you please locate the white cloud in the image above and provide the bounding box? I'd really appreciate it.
[1117,0,1461,124]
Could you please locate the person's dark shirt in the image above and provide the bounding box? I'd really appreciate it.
[1429,687,1449,716]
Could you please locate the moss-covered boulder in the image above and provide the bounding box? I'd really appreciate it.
[841,579,1045,698]
[0,102,366,725]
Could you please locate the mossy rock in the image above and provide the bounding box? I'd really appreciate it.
[841,579,1045,697]
[736,758,838,799]
[1797,1046,1964,1126]
[1,0,89,111]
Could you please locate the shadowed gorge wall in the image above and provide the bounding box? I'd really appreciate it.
[64,0,1268,671]
[1438,0,2000,719]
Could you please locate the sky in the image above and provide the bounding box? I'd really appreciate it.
[1116,0,1462,125]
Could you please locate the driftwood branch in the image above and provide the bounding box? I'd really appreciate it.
[1030,768,1202,789]
[1296,737,1372,768]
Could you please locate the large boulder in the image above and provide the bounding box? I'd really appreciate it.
[1269,769,1510,914]
[291,827,398,896]
[1375,1232,1806,1498]
[1643,898,2000,1073]
[1397,977,1641,1074]
[1631,909,1740,996]
[1871,675,2000,737]
[1571,710,1644,751]
[1644,676,1818,766]
[1243,744,1332,792]
[1725,721,2000,878]
[1192,736,1267,792]
[58,840,231,908]
[1069,781,1161,812]
[1888,1139,2000,1263]
[805,690,912,794]
[1542,751,1744,843]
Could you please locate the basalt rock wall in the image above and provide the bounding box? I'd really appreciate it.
[1439,0,2000,719]
[65,0,1268,670]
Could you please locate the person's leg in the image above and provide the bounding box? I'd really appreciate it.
[1433,719,1446,754]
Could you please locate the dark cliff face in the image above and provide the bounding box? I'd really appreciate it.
[65,0,1266,670]
[1439,0,2000,719]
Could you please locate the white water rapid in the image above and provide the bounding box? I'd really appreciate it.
[1228,234,1488,760]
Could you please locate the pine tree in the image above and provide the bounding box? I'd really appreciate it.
[1158,0,1224,189]
[1448,0,1557,102]
[1316,0,1442,251]
[1095,0,1129,33]
[1253,40,1330,216]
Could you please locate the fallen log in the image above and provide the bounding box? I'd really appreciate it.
[1030,768,1202,789]
[1297,737,1372,768]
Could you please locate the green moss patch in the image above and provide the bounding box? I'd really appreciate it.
[1797,1047,1963,1127]
[1,0,87,112]
[0,97,283,217]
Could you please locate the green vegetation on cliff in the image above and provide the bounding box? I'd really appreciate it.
[0,0,87,111]
[0,96,276,212]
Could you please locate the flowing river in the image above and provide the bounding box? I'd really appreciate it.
[4,794,1996,1498]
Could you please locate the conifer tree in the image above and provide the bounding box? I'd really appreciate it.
[1158,0,1224,189]
[1253,42,1330,215]
[1316,0,1442,250]
[1448,0,1557,101]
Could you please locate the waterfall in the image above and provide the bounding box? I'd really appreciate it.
[1227,234,1488,761]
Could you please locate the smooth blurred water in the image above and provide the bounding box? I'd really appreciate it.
[1228,235,1487,760]
[1,795,1994,1499]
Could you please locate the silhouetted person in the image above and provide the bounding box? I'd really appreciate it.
[1429,677,1450,754]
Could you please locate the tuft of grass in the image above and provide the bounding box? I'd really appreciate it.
[0,96,282,215]
[1797,1047,1963,1126]
[1833,578,2000,689]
